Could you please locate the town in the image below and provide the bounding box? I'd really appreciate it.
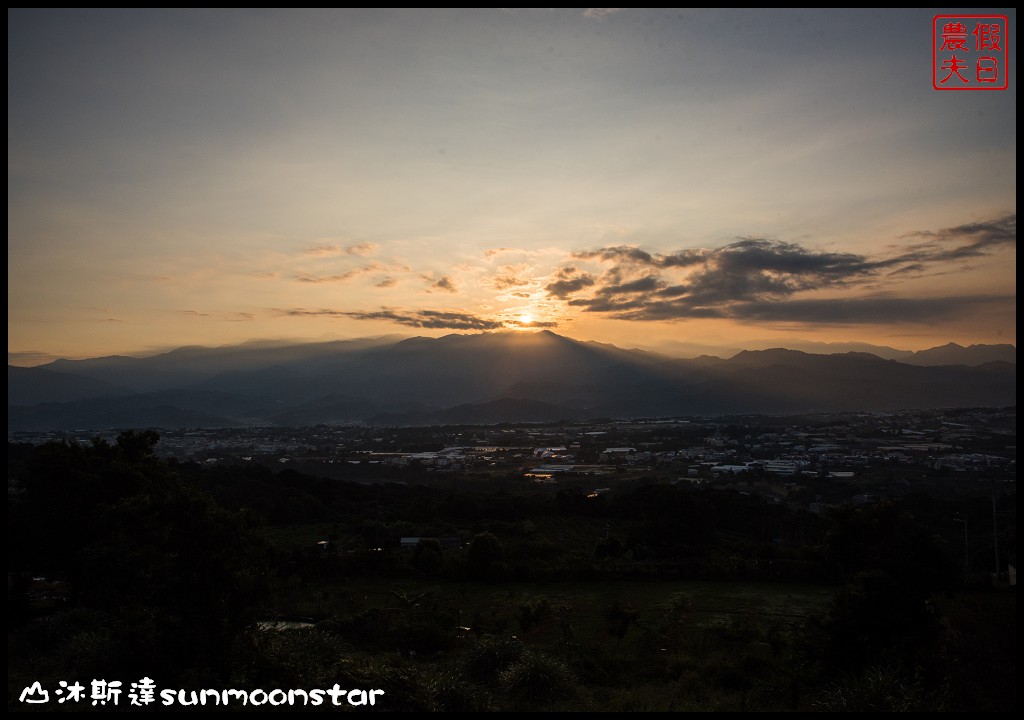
[11,406,1015,512]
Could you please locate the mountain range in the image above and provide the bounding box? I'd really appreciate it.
[7,332,1016,431]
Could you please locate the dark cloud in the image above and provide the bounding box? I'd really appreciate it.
[716,239,875,278]
[729,295,1014,324]
[594,275,665,297]
[575,246,657,265]
[545,267,596,298]
[886,263,926,277]
[579,294,1014,325]
[549,215,1016,326]
[587,239,875,278]
[558,238,878,313]
[574,246,706,268]
[276,307,504,331]
[348,309,502,330]
[658,249,710,268]
[656,284,690,298]
[900,214,1015,257]
[883,214,1016,270]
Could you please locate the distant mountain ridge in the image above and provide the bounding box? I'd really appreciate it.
[650,338,1015,365]
[7,332,1016,431]
[902,342,1016,366]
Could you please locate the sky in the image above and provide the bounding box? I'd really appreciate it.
[8,8,1017,365]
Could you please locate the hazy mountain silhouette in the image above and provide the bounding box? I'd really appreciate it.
[7,332,1016,431]
[653,338,915,361]
[8,365,132,405]
[41,336,402,393]
[902,342,1016,366]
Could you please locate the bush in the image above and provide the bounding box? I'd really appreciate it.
[461,636,524,684]
[499,650,575,706]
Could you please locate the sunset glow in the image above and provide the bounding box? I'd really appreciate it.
[8,9,1016,365]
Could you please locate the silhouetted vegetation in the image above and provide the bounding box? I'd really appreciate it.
[7,433,1015,711]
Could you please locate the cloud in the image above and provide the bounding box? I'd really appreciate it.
[183,309,254,321]
[295,263,386,283]
[901,214,1016,247]
[491,264,533,290]
[556,239,876,314]
[886,263,926,277]
[304,244,341,256]
[576,240,874,279]
[567,292,1015,325]
[365,309,502,330]
[422,274,458,293]
[277,307,505,331]
[594,274,665,297]
[896,214,1016,263]
[549,215,1016,326]
[545,266,596,298]
[575,246,660,266]
[729,295,1014,324]
[295,271,361,284]
[303,242,378,257]
[346,242,377,256]
[376,277,398,288]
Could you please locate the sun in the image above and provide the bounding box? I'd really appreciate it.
[518,312,534,326]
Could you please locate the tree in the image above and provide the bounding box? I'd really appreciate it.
[412,538,445,576]
[466,532,505,580]
[116,429,161,461]
[9,438,271,684]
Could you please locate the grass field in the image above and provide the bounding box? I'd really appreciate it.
[312,577,829,626]
[260,577,835,711]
